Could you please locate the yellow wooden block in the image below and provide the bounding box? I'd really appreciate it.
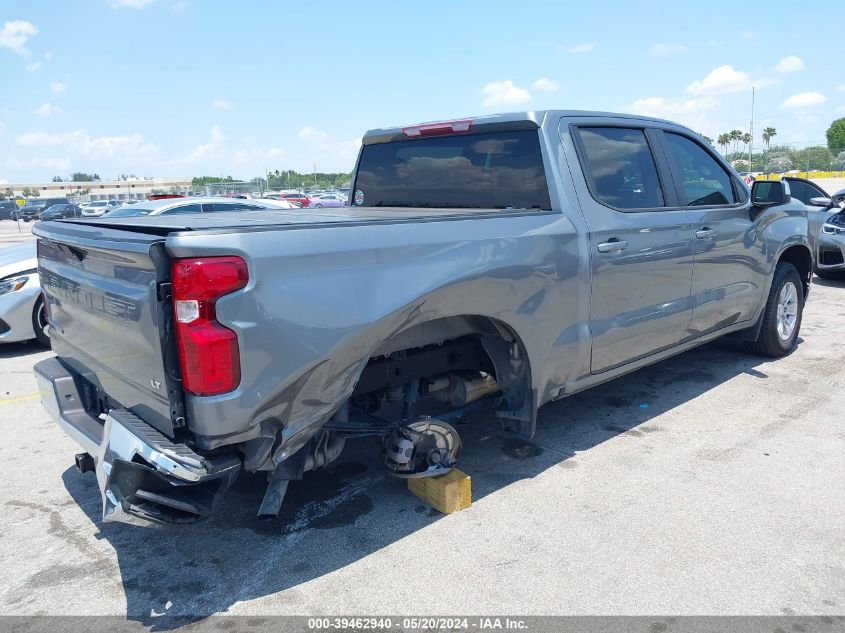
[407,468,471,514]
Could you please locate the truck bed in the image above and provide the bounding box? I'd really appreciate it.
[64,206,538,234]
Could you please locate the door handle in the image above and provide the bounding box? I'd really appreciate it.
[597,239,628,253]
[696,229,717,240]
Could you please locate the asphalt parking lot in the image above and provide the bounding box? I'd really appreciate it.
[0,220,843,622]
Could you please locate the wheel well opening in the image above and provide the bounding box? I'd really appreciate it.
[778,245,812,298]
[349,316,533,432]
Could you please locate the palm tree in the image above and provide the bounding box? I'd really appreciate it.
[729,130,743,156]
[761,127,777,151]
[700,134,714,146]
[717,133,730,155]
[762,127,777,173]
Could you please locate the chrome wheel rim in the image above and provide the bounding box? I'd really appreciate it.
[776,281,798,342]
[37,301,49,338]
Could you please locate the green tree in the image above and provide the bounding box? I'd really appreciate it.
[826,118,845,153]
[51,176,64,182]
[793,146,833,171]
[191,175,236,187]
[22,187,40,198]
[71,172,100,182]
[717,133,730,155]
[699,134,714,146]
[769,156,793,172]
[833,151,845,170]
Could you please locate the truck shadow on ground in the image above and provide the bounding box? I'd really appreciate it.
[811,275,845,289]
[0,341,49,360]
[61,339,791,629]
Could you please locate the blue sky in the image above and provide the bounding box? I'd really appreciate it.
[1,0,843,182]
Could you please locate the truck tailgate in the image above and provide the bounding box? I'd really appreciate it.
[34,221,182,437]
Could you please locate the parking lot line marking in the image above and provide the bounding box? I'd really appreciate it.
[0,392,41,405]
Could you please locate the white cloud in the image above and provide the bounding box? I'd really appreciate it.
[82,132,157,157]
[50,81,66,93]
[532,77,560,92]
[35,102,61,117]
[0,20,38,55]
[648,43,686,57]
[481,80,531,108]
[233,147,284,165]
[172,1,187,12]
[111,0,156,7]
[836,105,845,113]
[627,96,719,118]
[31,156,71,171]
[740,31,754,39]
[775,55,804,74]
[562,42,596,54]
[686,65,762,95]
[185,125,225,162]
[781,92,827,109]
[299,126,329,142]
[16,130,78,146]
[836,84,845,93]
[25,61,42,71]
[17,129,157,157]
[212,99,232,110]
[43,51,52,61]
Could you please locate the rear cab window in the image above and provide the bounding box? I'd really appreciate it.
[353,130,551,210]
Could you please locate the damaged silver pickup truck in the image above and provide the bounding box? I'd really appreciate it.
[33,111,812,526]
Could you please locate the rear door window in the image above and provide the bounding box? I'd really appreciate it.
[663,133,737,206]
[575,127,666,210]
[353,130,551,210]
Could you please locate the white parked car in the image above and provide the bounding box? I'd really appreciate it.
[81,200,120,217]
[101,196,297,218]
[0,243,48,346]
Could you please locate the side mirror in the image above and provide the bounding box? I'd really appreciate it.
[809,196,833,208]
[751,180,791,207]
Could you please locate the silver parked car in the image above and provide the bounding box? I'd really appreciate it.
[0,243,48,346]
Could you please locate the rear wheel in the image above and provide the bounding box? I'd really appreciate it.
[748,262,803,357]
[32,296,50,347]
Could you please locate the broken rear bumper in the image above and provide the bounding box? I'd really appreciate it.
[34,357,240,526]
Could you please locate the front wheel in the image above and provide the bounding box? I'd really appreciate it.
[32,296,50,347]
[748,262,803,357]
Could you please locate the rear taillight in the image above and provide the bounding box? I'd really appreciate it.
[171,256,248,396]
[402,119,473,138]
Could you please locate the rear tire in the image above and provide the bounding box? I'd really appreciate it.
[748,262,803,357]
[32,296,50,347]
